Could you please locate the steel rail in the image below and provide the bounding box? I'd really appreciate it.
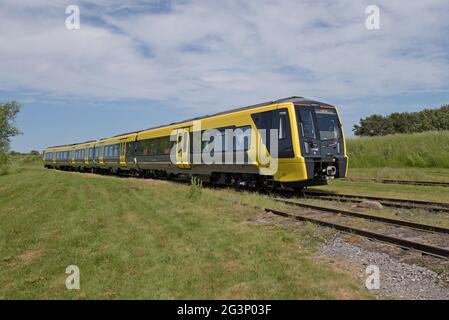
[302,191,449,213]
[265,207,449,259]
[344,178,449,188]
[273,198,449,234]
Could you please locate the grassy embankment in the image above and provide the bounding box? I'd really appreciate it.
[0,158,371,299]
[346,131,449,182]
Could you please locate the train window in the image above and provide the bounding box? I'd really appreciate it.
[202,129,228,152]
[159,137,174,155]
[108,145,113,158]
[126,142,134,157]
[202,135,213,152]
[137,140,150,156]
[298,109,316,139]
[316,111,339,140]
[107,145,117,158]
[279,115,287,140]
[149,139,158,156]
[214,132,224,152]
[234,126,251,151]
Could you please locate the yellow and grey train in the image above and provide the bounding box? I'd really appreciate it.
[43,97,348,190]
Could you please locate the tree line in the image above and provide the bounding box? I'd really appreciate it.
[0,101,21,174]
[353,104,449,136]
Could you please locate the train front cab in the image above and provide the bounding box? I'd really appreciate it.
[275,101,348,189]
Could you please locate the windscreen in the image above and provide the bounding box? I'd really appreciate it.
[297,108,317,139]
[315,110,340,140]
[296,106,341,141]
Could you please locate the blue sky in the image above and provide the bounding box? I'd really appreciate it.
[2,0,449,152]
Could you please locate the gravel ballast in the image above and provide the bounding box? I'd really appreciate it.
[319,237,449,300]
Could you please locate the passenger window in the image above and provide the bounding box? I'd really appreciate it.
[234,126,251,151]
[149,139,158,156]
[298,109,316,139]
[279,115,287,140]
[159,137,173,155]
[214,132,224,152]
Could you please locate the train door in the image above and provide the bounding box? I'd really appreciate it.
[175,126,191,169]
[273,108,294,158]
[120,141,126,166]
[296,106,321,157]
[251,110,272,168]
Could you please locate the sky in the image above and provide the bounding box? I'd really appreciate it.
[1,0,449,152]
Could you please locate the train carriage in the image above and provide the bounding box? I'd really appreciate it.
[43,96,348,190]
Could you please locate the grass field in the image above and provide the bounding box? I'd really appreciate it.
[0,163,371,299]
[347,131,449,169]
[346,167,449,183]
[311,179,449,203]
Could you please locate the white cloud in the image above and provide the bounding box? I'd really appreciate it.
[0,0,448,114]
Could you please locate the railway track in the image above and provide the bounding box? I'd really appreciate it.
[300,190,449,213]
[344,178,449,188]
[263,199,449,259]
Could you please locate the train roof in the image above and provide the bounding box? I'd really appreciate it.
[44,96,332,149]
[45,140,96,150]
[114,96,331,136]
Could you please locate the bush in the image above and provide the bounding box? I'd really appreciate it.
[15,154,42,167]
[188,176,203,200]
[353,104,449,136]
[0,152,10,175]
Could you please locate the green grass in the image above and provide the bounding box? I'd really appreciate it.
[0,153,42,176]
[347,167,449,183]
[311,179,449,204]
[347,131,449,168]
[0,167,371,299]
